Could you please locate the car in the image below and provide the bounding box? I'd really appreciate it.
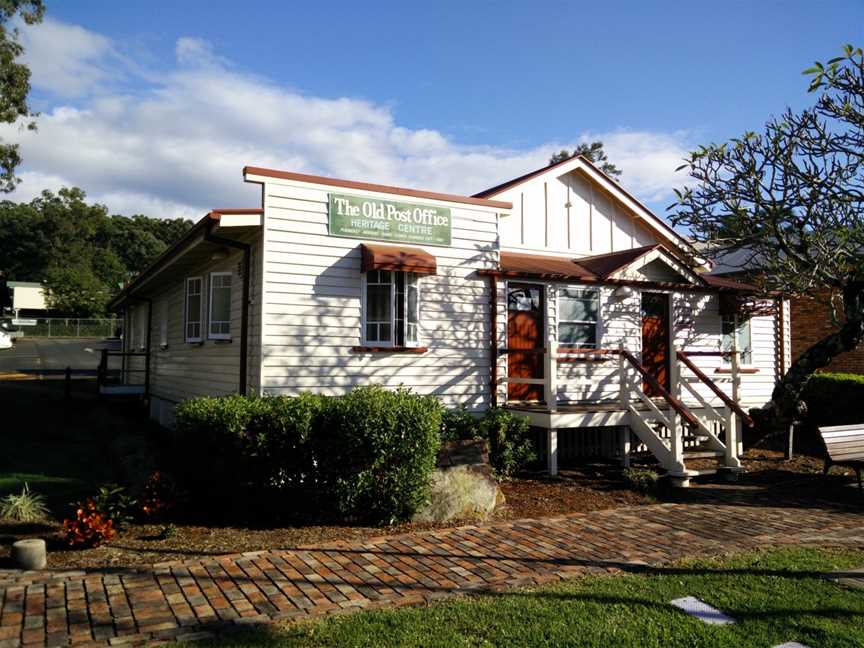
[0,329,12,349]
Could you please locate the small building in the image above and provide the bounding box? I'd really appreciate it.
[8,281,48,319]
[109,156,789,486]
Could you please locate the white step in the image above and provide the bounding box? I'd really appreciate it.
[683,449,725,460]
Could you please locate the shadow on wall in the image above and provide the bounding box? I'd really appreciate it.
[263,243,498,410]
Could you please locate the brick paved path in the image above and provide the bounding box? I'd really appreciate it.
[1,500,863,647]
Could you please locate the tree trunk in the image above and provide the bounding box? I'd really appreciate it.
[751,282,864,434]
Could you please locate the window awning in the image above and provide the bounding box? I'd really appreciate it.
[360,243,437,275]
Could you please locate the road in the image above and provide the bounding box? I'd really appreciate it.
[0,337,119,375]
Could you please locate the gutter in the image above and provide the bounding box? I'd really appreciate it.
[204,224,251,396]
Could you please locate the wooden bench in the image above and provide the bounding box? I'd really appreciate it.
[819,424,864,493]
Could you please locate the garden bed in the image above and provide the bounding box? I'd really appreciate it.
[0,469,647,569]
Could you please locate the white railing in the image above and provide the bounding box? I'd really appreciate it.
[500,342,748,477]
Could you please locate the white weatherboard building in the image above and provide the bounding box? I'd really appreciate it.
[8,281,48,316]
[109,156,790,486]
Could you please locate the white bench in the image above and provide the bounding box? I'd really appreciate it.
[818,424,864,494]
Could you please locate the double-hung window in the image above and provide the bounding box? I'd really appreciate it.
[722,316,752,365]
[558,287,600,348]
[184,277,203,342]
[208,272,232,339]
[362,270,420,347]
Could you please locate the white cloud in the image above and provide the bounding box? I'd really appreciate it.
[3,19,695,220]
[19,17,120,98]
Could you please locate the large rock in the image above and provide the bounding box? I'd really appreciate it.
[413,440,505,523]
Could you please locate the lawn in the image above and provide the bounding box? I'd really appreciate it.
[0,380,118,511]
[173,547,864,648]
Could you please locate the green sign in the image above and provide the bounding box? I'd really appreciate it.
[328,193,452,246]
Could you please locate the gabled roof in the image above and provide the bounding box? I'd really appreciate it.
[575,245,660,278]
[499,245,681,283]
[494,246,757,293]
[473,153,580,199]
[475,154,703,264]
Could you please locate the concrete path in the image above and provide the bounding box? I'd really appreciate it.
[1,499,863,647]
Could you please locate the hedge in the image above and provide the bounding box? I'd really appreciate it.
[174,387,441,525]
[802,372,864,429]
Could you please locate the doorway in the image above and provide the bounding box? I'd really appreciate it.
[641,292,670,396]
[507,283,544,402]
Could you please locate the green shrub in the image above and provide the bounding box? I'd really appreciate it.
[0,483,49,522]
[174,395,266,507]
[478,408,536,478]
[442,406,535,478]
[801,372,864,454]
[802,372,864,427]
[90,484,137,530]
[318,386,443,525]
[622,467,660,495]
[175,387,442,525]
[441,405,480,441]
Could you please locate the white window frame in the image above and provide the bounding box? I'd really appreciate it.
[557,286,601,349]
[360,270,422,348]
[722,315,753,366]
[184,276,203,343]
[208,271,233,340]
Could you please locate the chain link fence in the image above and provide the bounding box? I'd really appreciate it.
[12,318,121,338]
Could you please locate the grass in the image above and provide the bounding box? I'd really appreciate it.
[173,547,864,648]
[0,380,141,516]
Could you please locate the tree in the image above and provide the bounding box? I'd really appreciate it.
[0,1,45,192]
[0,187,195,316]
[670,44,864,431]
[44,263,110,316]
[550,141,622,180]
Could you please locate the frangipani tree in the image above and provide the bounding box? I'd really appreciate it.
[671,45,864,430]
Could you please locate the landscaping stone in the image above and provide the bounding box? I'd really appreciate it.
[670,596,735,625]
[11,539,46,570]
[413,440,505,523]
[822,566,864,589]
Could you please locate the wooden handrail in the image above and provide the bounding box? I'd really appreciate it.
[679,350,734,357]
[618,349,701,429]
[677,351,754,427]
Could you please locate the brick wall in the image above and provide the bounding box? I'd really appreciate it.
[791,288,864,374]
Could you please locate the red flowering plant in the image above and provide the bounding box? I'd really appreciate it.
[140,471,181,520]
[63,500,116,548]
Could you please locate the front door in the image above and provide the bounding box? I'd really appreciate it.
[641,292,670,396]
[507,283,544,402]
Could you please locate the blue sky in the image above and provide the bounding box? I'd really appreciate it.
[5,1,862,218]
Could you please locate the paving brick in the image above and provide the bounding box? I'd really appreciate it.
[1,498,862,646]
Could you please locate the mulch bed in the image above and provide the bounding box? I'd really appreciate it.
[0,466,646,570]
[2,450,854,571]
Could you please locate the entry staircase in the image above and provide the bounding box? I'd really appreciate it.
[616,347,749,486]
[504,343,752,487]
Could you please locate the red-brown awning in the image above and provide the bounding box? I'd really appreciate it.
[360,243,437,275]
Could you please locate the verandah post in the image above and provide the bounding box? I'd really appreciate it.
[545,339,558,413]
[618,342,630,467]
[669,346,684,471]
[547,427,558,476]
[730,337,743,458]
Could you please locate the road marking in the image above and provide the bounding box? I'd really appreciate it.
[670,597,735,625]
